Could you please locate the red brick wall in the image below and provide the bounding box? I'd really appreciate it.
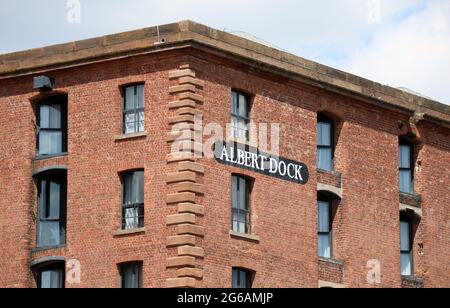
[417,123,450,288]
[0,49,449,288]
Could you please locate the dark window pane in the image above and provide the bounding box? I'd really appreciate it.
[318,234,332,259]
[133,171,144,203]
[122,171,144,230]
[318,201,330,232]
[318,199,332,259]
[400,170,413,193]
[232,268,252,288]
[121,263,142,288]
[38,173,66,248]
[231,91,250,141]
[231,176,251,234]
[38,221,61,247]
[400,220,413,276]
[317,116,334,171]
[49,181,61,219]
[317,148,333,172]
[39,131,62,155]
[123,85,145,134]
[232,91,238,114]
[317,122,331,146]
[40,105,61,129]
[137,85,144,108]
[399,141,414,193]
[125,86,136,111]
[401,252,413,276]
[399,145,411,168]
[400,221,411,251]
[37,102,66,156]
[40,267,64,289]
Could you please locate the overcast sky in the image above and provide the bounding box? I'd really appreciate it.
[1,0,449,104]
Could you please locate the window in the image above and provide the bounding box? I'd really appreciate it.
[120,262,142,288]
[317,114,334,172]
[37,171,67,248]
[231,91,250,141]
[123,84,145,134]
[399,139,414,193]
[232,268,253,288]
[318,197,332,259]
[37,263,65,288]
[122,171,144,230]
[400,218,413,276]
[232,175,252,234]
[36,98,67,156]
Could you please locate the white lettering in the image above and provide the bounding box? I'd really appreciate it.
[220,147,229,162]
[287,163,296,179]
[278,161,287,176]
[295,165,304,181]
[269,158,278,174]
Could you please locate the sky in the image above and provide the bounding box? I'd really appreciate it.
[1,0,449,105]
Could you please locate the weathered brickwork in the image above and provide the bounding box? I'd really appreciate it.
[0,22,449,288]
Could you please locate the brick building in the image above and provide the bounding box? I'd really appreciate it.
[0,20,449,288]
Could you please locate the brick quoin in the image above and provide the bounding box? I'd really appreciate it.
[0,21,449,288]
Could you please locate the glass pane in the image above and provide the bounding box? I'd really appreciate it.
[399,145,411,168]
[40,269,63,288]
[318,201,330,232]
[125,86,135,111]
[400,221,411,251]
[49,181,61,219]
[124,208,139,230]
[40,105,61,129]
[123,174,133,205]
[122,264,140,288]
[231,116,238,139]
[317,148,333,172]
[238,177,246,210]
[133,171,144,203]
[317,122,331,146]
[240,271,248,288]
[232,269,248,288]
[238,119,248,141]
[40,105,50,128]
[232,176,238,209]
[318,234,331,258]
[238,94,248,117]
[231,92,238,115]
[39,131,62,155]
[138,111,145,132]
[39,180,47,218]
[137,85,144,108]
[38,221,61,247]
[400,170,413,193]
[401,253,412,276]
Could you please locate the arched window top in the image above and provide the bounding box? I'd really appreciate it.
[30,256,65,269]
[318,185,343,200]
[318,112,334,123]
[30,91,68,105]
[33,166,67,178]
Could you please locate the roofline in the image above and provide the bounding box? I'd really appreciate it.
[1,20,449,126]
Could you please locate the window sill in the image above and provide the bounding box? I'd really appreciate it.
[32,245,66,254]
[318,257,345,266]
[114,228,147,237]
[229,230,260,243]
[34,153,68,161]
[115,132,147,141]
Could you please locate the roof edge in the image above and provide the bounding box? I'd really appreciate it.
[1,20,449,125]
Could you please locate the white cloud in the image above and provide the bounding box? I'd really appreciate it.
[0,0,448,104]
[342,0,450,104]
